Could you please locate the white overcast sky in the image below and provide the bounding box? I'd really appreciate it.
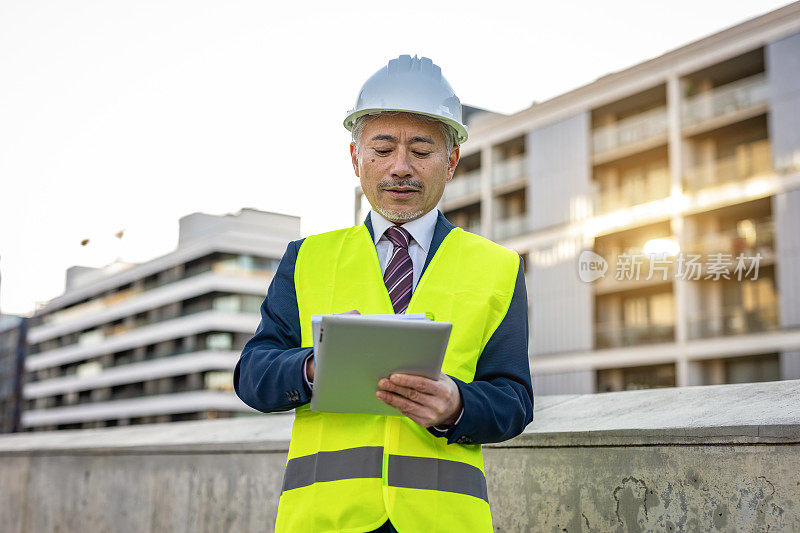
[0,0,793,315]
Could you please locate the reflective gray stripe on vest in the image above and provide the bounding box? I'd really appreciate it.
[282,446,383,492]
[387,455,488,503]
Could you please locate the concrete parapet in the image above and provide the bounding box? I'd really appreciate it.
[1,381,798,531]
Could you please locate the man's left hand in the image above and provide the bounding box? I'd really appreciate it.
[376,372,462,428]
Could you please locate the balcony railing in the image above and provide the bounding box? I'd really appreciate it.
[594,174,670,213]
[682,73,768,127]
[592,250,677,284]
[689,218,774,258]
[595,323,675,349]
[39,259,275,330]
[684,140,772,191]
[688,305,778,340]
[443,169,481,203]
[34,294,259,355]
[493,214,528,240]
[492,154,526,186]
[592,107,668,155]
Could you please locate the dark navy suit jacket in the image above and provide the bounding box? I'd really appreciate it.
[233,211,533,445]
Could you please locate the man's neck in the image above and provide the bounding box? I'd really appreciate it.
[369,208,439,254]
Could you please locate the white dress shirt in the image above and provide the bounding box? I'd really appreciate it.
[370,208,438,290]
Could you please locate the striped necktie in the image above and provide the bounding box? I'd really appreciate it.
[383,226,413,314]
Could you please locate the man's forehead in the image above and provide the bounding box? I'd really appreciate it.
[363,113,444,143]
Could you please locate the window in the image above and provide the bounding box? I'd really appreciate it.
[213,295,239,313]
[206,333,233,351]
[205,371,234,392]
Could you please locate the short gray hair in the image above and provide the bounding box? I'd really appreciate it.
[351,111,458,156]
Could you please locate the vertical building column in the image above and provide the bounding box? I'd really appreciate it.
[667,75,689,389]
[767,32,800,379]
[667,75,684,208]
[773,189,800,379]
[767,31,800,173]
[480,145,494,238]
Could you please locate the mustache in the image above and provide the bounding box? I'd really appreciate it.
[378,179,424,190]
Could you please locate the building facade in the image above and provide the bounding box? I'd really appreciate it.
[22,208,299,431]
[0,314,27,433]
[359,3,800,394]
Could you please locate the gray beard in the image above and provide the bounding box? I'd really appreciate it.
[375,205,425,223]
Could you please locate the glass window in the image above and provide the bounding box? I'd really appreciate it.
[725,353,779,384]
[206,333,233,351]
[238,254,255,271]
[205,371,234,391]
[242,295,263,314]
[212,295,239,313]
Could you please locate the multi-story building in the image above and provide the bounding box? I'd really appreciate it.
[22,208,299,431]
[0,314,27,433]
[358,3,800,394]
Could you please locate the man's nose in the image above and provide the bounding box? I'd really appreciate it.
[390,149,412,179]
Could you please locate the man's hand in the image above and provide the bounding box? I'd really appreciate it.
[306,309,360,383]
[376,372,462,428]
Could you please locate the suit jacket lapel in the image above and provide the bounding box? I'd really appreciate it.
[422,211,455,277]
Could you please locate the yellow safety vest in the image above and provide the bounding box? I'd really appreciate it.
[275,222,519,533]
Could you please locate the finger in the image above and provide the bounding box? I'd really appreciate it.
[376,390,435,421]
[378,384,450,424]
[402,412,431,428]
[378,378,435,404]
[388,373,441,395]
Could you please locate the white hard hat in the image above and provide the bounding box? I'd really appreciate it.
[344,55,468,145]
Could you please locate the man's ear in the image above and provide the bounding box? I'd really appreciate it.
[446,145,461,182]
[350,143,360,177]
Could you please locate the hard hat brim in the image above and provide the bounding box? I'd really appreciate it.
[343,108,468,145]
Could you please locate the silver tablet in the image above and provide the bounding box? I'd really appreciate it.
[310,315,452,416]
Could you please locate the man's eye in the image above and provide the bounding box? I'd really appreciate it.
[374,148,392,155]
[413,151,431,157]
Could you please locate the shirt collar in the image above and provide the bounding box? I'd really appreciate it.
[370,208,438,254]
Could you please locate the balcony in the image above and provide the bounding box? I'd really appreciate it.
[689,217,774,260]
[25,310,259,372]
[682,73,768,131]
[492,154,526,189]
[595,322,675,349]
[23,350,239,400]
[594,175,670,214]
[442,169,481,206]
[592,107,668,159]
[688,305,779,340]
[684,139,772,191]
[493,214,528,241]
[40,256,275,328]
[593,249,678,294]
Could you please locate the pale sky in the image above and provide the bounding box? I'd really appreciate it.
[0,0,793,315]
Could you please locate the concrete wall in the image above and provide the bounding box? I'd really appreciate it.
[772,187,800,379]
[526,236,594,359]
[532,369,595,396]
[525,114,594,359]
[767,31,800,173]
[527,113,592,232]
[1,381,799,532]
[773,188,800,331]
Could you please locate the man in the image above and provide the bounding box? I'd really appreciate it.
[234,55,533,532]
